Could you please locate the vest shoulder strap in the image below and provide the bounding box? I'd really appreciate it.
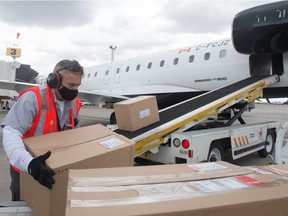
[21,86,42,138]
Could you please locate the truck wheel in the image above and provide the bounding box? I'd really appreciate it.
[110,112,117,124]
[6,101,9,110]
[258,130,275,158]
[207,143,224,162]
[1,101,4,109]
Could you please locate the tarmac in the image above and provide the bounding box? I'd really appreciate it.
[0,104,288,201]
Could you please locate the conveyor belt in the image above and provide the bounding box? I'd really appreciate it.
[115,75,271,140]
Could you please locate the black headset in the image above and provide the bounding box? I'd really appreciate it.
[47,64,83,89]
[47,71,62,89]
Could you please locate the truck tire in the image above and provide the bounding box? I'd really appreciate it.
[1,101,4,109]
[110,112,117,124]
[6,101,9,110]
[258,130,275,158]
[207,142,224,162]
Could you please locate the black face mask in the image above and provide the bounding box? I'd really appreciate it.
[58,85,78,101]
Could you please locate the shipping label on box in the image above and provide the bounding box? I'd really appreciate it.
[139,108,151,118]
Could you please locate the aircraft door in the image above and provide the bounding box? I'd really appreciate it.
[114,65,122,83]
[103,67,111,85]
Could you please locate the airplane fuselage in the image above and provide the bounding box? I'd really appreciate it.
[80,38,288,108]
[80,39,251,106]
[81,39,250,94]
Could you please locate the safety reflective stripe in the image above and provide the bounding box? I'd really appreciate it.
[19,86,42,138]
[34,85,49,135]
[42,85,58,134]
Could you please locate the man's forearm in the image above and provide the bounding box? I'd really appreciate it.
[3,125,33,172]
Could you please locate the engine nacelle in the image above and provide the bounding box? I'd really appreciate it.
[232,1,288,55]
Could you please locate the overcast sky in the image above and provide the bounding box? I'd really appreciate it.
[0,0,282,76]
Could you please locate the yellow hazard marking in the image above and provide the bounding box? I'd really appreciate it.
[233,138,238,148]
[245,136,249,144]
[234,135,249,148]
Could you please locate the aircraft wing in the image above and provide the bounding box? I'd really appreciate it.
[0,79,37,93]
[77,90,130,104]
[0,79,130,104]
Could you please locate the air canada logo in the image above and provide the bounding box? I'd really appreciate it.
[178,48,191,54]
[259,127,263,140]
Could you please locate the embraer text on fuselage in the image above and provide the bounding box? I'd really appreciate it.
[194,77,228,83]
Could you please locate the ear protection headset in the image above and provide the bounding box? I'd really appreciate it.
[47,71,62,89]
[46,63,83,89]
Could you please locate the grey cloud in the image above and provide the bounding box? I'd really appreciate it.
[0,1,97,28]
[160,0,277,34]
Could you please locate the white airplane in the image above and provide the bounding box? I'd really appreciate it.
[1,1,288,111]
[79,38,287,109]
[78,1,288,109]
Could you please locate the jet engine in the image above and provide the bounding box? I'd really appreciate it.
[232,1,288,55]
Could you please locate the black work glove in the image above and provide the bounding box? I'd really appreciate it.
[28,151,55,189]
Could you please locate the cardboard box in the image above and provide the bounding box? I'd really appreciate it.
[114,96,160,131]
[66,161,288,216]
[20,124,135,216]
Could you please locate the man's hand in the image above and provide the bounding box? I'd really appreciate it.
[28,151,55,189]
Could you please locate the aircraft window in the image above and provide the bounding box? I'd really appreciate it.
[204,52,210,60]
[220,50,227,58]
[88,73,91,78]
[105,70,109,75]
[148,62,152,69]
[116,68,120,74]
[136,64,141,70]
[160,60,165,67]
[173,58,179,65]
[126,66,130,72]
[94,72,97,77]
[189,55,195,63]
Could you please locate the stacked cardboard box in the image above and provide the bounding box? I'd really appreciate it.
[20,124,135,216]
[66,161,288,216]
[114,96,160,131]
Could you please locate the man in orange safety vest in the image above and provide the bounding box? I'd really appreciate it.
[2,59,84,201]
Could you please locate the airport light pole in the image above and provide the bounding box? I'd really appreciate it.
[109,45,117,62]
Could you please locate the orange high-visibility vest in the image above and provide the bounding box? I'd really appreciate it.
[11,84,82,173]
